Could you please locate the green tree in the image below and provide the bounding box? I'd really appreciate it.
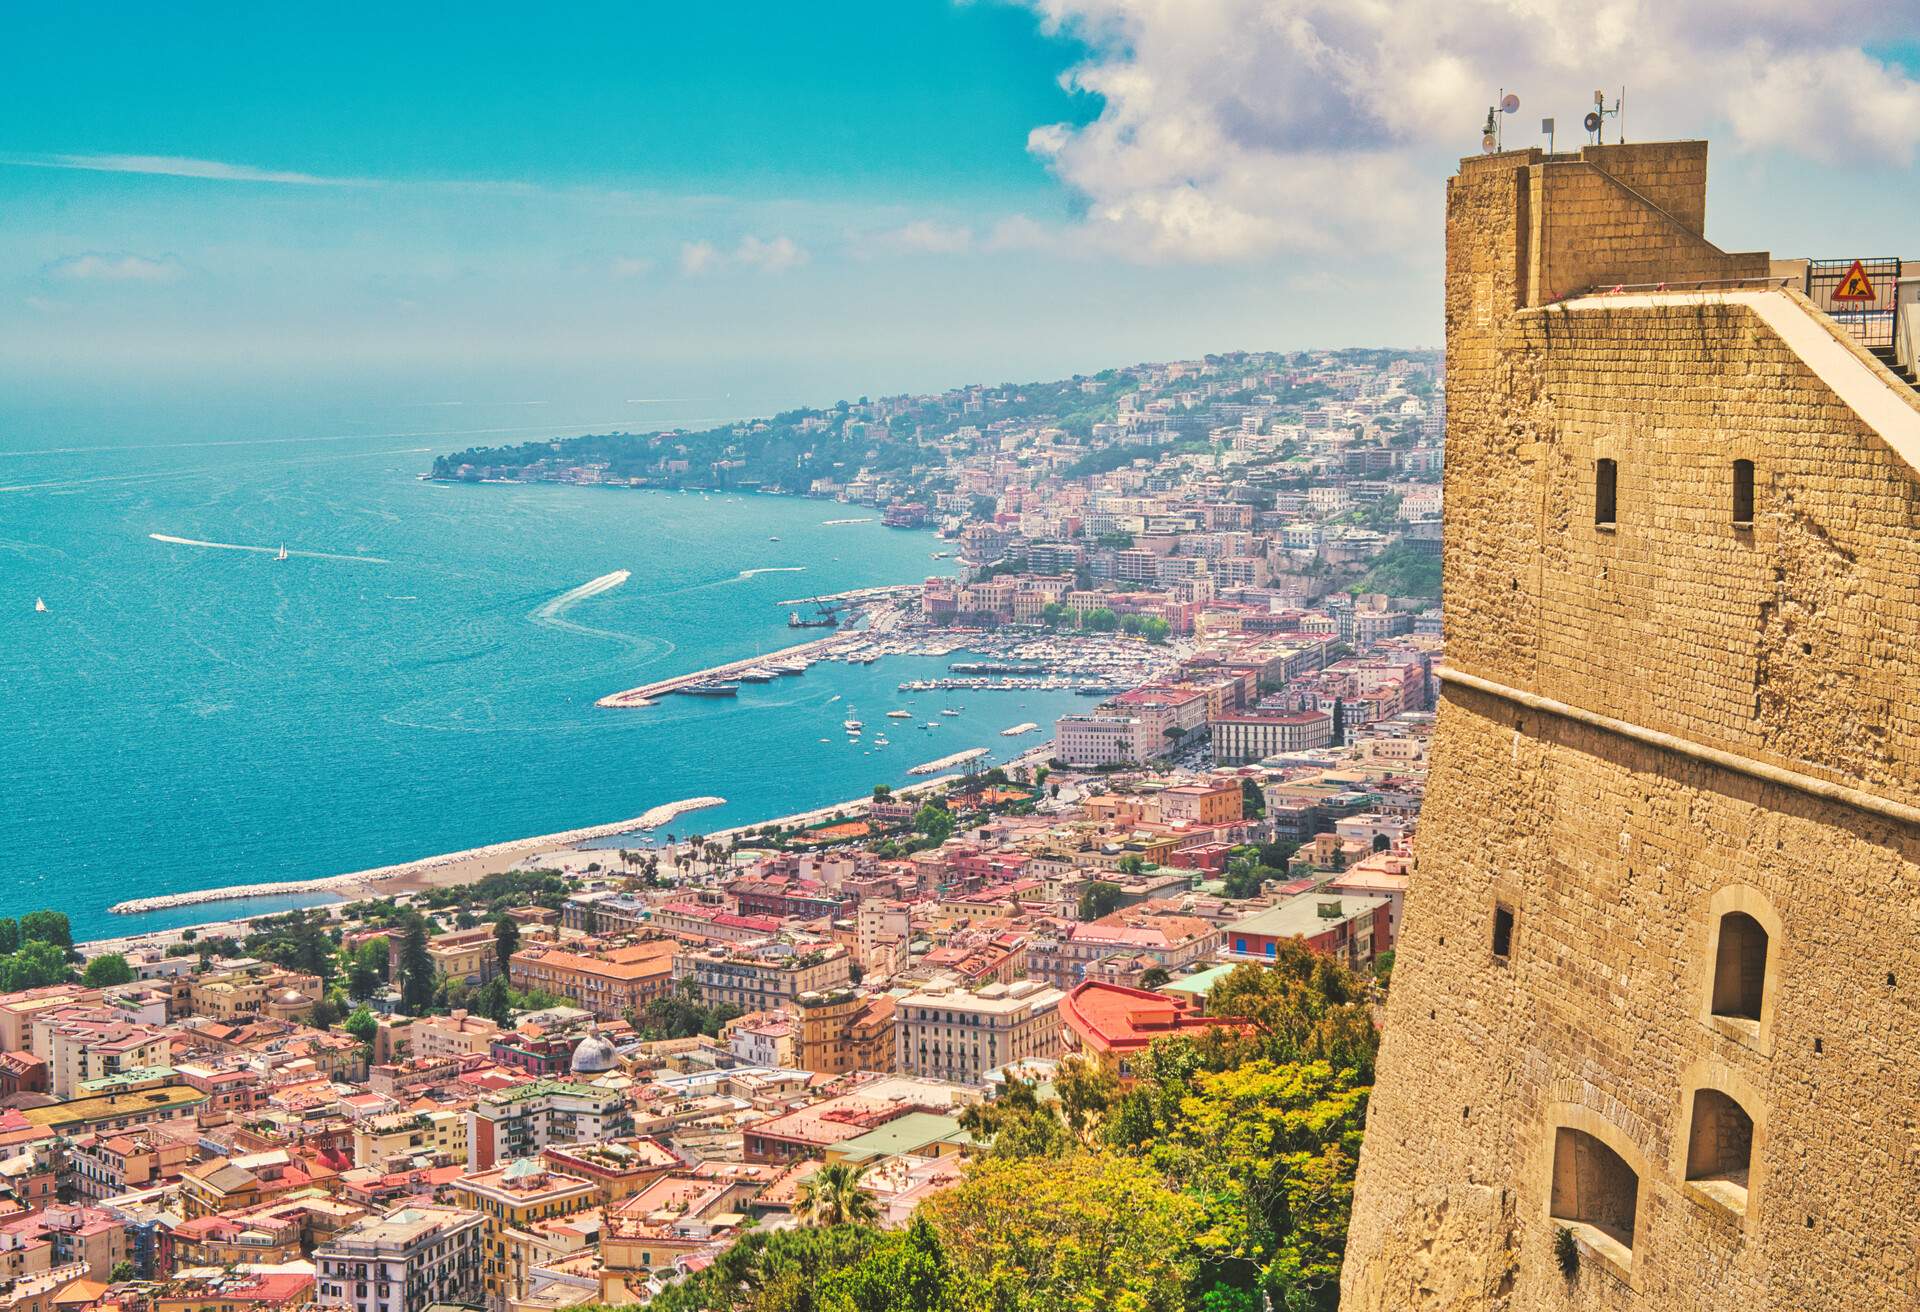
[18,910,71,949]
[957,1078,1073,1160]
[1139,965,1172,990]
[109,1262,136,1284]
[795,1162,878,1227]
[816,1216,960,1312]
[0,919,18,955]
[397,917,437,1014]
[1222,858,1278,900]
[342,1005,377,1046]
[926,1153,1199,1312]
[1054,1055,1120,1146]
[476,976,514,1025]
[1198,953,1380,1083]
[81,954,135,987]
[0,941,70,991]
[346,939,388,1001]
[1086,607,1119,632]
[1240,777,1266,819]
[1078,881,1124,921]
[646,1223,969,1312]
[1144,1059,1369,1312]
[493,915,520,976]
[913,803,955,846]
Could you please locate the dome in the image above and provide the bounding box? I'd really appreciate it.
[569,1033,617,1074]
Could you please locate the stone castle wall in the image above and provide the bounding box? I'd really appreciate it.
[1341,142,1920,1309]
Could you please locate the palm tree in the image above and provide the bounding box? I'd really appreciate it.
[793,1162,876,1227]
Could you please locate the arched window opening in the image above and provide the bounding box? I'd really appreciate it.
[1685,1089,1755,1214]
[1711,912,1768,1022]
[1550,1127,1639,1261]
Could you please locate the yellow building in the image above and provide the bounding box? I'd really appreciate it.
[350,1109,467,1170]
[448,1158,597,1307]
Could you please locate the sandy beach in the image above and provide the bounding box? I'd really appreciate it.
[85,737,1057,951]
[106,795,727,916]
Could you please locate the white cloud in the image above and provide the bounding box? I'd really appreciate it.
[1016,0,1920,262]
[881,220,976,254]
[679,234,808,275]
[42,252,184,282]
[0,151,372,187]
[610,256,656,278]
[679,240,722,275]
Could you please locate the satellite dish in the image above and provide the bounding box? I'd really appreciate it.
[1501,94,1520,114]
[1482,132,1498,153]
[1584,111,1603,133]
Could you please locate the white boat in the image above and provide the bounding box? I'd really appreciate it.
[769,536,781,542]
[886,709,912,719]
[34,598,46,613]
[873,736,890,746]
[941,708,961,716]
[924,721,940,729]
[275,544,289,561]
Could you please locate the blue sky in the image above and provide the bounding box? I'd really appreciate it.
[5,1,1920,407]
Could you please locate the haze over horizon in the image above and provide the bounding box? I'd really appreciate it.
[5,2,1920,409]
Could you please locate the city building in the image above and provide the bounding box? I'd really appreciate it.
[448,1160,596,1310]
[466,1082,634,1173]
[893,980,1064,1087]
[507,943,674,1020]
[314,1205,485,1312]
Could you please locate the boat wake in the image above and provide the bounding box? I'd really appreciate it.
[737,566,806,579]
[532,570,630,619]
[149,533,389,564]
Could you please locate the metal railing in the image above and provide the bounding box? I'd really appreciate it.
[1806,258,1901,350]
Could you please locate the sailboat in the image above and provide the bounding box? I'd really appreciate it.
[34,598,46,613]
[275,544,289,561]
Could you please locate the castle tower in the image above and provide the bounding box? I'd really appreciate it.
[1341,141,1920,1308]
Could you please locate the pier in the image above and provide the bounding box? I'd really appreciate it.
[596,631,861,707]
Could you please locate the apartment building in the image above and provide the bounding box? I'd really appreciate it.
[670,945,852,1016]
[791,990,895,1077]
[465,1081,633,1173]
[507,943,674,1020]
[447,1159,596,1309]
[1209,709,1335,764]
[893,980,1064,1086]
[314,1204,485,1312]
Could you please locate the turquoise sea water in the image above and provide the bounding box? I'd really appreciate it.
[0,389,1082,941]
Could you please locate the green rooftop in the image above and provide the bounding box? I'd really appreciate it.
[828,1112,972,1165]
[1160,964,1239,998]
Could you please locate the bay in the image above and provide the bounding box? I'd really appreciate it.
[0,388,1081,941]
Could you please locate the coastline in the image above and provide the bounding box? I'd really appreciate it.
[81,740,1057,954]
[105,795,726,916]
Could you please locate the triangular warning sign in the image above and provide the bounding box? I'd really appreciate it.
[1832,259,1877,302]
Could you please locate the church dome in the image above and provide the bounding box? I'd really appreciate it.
[570,1032,617,1074]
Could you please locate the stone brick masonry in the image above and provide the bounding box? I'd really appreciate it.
[1341,141,1920,1309]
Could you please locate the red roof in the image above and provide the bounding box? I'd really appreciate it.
[1058,981,1247,1056]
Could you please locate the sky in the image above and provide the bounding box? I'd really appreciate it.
[5,1,1920,408]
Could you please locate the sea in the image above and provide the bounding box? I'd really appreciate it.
[0,385,1088,942]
